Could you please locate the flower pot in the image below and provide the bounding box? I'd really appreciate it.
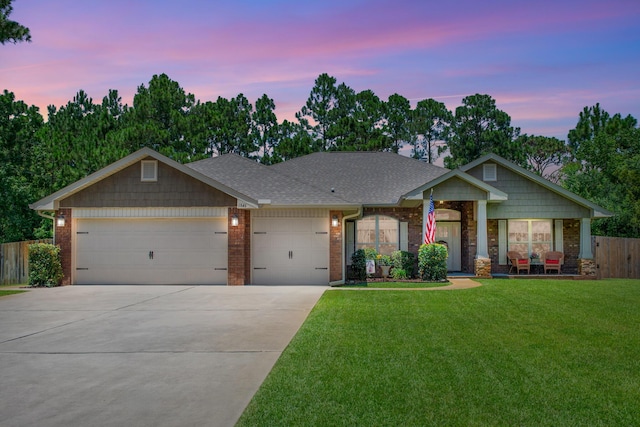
[380,265,391,278]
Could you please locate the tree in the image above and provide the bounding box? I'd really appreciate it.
[385,94,411,153]
[444,94,522,168]
[0,0,31,44]
[123,74,198,161]
[517,134,569,182]
[32,89,130,197]
[561,104,639,237]
[348,89,388,151]
[296,73,339,151]
[252,94,278,164]
[273,120,314,162]
[410,98,452,162]
[0,90,44,242]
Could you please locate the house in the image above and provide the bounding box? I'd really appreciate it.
[30,148,610,285]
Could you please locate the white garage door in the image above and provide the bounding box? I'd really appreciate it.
[75,218,227,285]
[252,216,329,285]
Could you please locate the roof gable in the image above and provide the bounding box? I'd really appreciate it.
[460,153,612,217]
[30,148,257,211]
[403,169,508,202]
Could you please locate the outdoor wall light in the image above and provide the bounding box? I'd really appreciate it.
[331,215,339,227]
[56,213,66,227]
[231,214,239,227]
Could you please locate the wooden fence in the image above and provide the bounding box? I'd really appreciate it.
[0,239,53,285]
[594,236,640,279]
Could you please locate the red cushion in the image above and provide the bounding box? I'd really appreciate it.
[546,259,559,264]
[517,259,528,264]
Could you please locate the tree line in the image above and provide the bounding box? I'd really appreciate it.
[1,73,639,243]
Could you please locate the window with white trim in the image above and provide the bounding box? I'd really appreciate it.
[141,160,158,182]
[356,215,399,255]
[508,220,552,258]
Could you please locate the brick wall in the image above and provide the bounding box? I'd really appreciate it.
[563,219,580,274]
[362,206,424,258]
[329,211,343,282]
[227,208,250,286]
[55,208,72,285]
[362,202,476,273]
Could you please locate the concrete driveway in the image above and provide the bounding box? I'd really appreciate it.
[0,285,326,427]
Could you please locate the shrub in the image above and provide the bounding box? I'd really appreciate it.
[363,247,378,262]
[351,249,368,281]
[391,250,415,278]
[418,243,448,281]
[390,268,408,280]
[28,243,63,287]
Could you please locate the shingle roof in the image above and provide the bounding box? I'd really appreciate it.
[269,152,449,205]
[186,154,357,207]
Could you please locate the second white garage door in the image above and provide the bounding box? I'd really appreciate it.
[252,215,329,285]
[75,218,228,285]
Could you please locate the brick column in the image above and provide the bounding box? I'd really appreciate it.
[55,208,72,286]
[227,208,250,286]
[329,211,343,282]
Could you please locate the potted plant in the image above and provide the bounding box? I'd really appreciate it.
[376,254,392,278]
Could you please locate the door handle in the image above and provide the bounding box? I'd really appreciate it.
[149,251,154,260]
[289,250,293,259]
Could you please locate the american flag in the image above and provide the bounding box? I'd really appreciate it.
[424,193,436,244]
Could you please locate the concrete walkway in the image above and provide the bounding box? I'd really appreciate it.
[0,285,325,427]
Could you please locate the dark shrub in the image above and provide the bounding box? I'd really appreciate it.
[351,249,368,281]
[28,243,63,287]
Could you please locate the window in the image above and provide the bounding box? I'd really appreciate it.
[483,164,497,181]
[141,160,158,182]
[435,209,461,221]
[508,220,552,258]
[356,215,399,255]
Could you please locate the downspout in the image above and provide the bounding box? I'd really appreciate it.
[36,211,56,244]
[329,207,362,286]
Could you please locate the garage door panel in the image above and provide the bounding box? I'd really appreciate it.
[252,215,329,285]
[75,219,227,285]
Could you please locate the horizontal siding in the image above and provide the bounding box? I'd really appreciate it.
[73,207,228,218]
[252,208,329,218]
[469,164,590,219]
[433,177,486,201]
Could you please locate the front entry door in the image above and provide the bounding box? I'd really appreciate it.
[435,222,461,271]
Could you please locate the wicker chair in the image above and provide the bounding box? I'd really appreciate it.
[507,251,530,274]
[543,251,564,274]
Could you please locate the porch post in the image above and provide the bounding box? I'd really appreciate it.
[476,200,489,259]
[578,218,593,259]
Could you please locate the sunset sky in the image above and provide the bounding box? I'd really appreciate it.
[3,0,639,141]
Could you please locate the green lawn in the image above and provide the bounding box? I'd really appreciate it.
[237,279,640,426]
[0,283,26,297]
[0,290,25,297]
[342,281,450,288]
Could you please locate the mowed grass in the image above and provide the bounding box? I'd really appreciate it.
[0,290,24,297]
[0,283,26,297]
[343,281,450,288]
[237,279,640,426]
